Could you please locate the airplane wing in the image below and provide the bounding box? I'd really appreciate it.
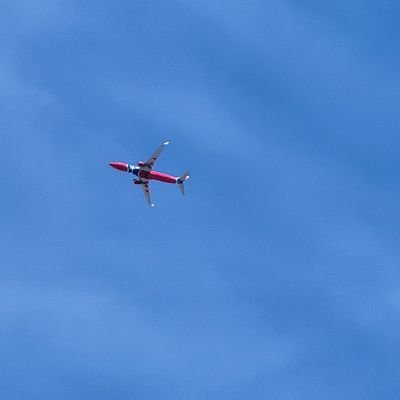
[140,181,154,207]
[142,141,170,171]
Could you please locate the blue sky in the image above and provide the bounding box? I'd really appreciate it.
[1,1,399,398]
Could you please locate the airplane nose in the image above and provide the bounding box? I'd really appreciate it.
[109,162,129,172]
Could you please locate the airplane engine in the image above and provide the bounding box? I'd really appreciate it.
[138,161,145,167]
[133,179,142,185]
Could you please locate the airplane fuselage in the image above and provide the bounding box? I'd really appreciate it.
[109,161,178,184]
[137,169,177,183]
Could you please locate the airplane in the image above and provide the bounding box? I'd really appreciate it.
[109,141,190,207]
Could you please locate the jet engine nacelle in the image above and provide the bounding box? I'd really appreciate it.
[138,161,145,167]
[133,179,142,185]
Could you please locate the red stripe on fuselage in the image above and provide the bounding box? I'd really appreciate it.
[139,170,177,183]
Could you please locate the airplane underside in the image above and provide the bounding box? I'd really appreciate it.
[109,141,189,206]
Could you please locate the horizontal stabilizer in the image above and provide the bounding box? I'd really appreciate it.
[177,170,190,195]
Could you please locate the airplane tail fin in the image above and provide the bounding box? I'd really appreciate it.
[177,170,190,195]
